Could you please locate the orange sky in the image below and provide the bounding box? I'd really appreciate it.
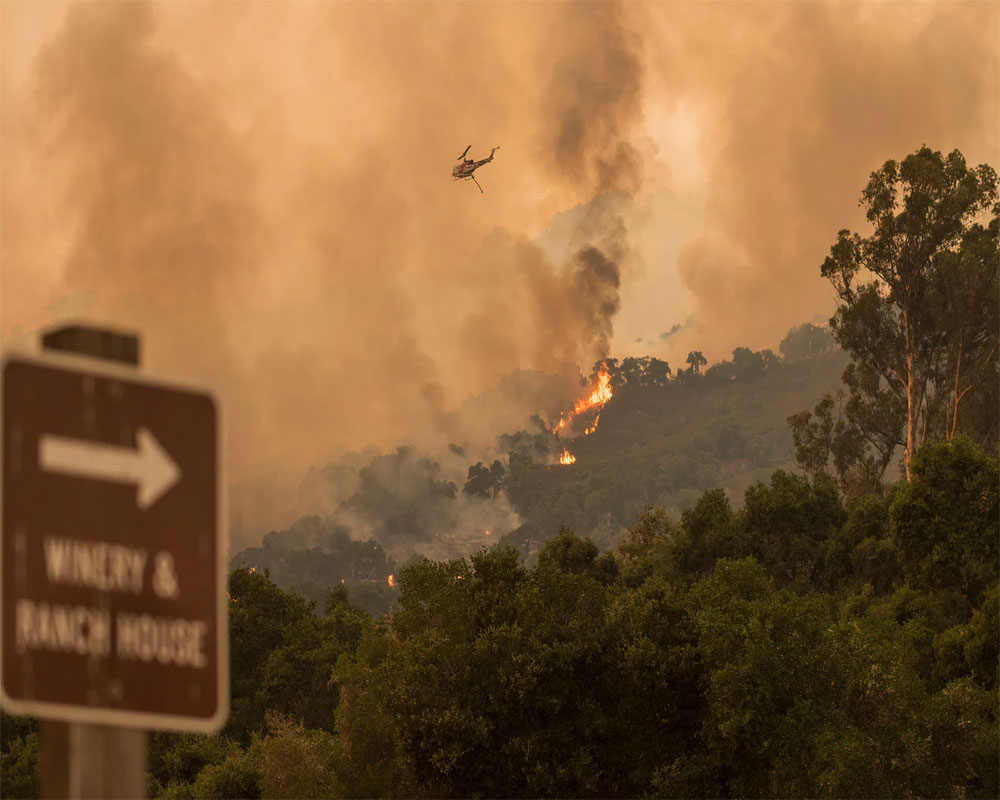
[3,1,997,531]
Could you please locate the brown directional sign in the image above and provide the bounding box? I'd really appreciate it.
[1,353,227,732]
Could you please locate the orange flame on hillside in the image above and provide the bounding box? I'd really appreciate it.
[559,448,577,465]
[553,364,614,441]
[574,368,613,415]
[387,574,395,587]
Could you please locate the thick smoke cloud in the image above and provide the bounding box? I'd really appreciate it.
[641,0,998,363]
[2,1,996,539]
[540,2,645,198]
[1,1,646,537]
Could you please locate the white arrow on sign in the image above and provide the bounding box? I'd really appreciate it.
[38,427,181,509]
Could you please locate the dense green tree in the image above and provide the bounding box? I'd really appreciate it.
[890,437,999,604]
[741,471,846,587]
[255,714,340,799]
[537,526,618,584]
[732,346,766,380]
[616,505,675,585]
[0,726,38,800]
[666,559,843,798]
[183,744,261,799]
[0,713,36,757]
[123,435,1000,798]
[673,488,746,578]
[832,588,999,798]
[821,493,901,594]
[226,567,365,743]
[601,578,703,795]
[148,734,243,798]
[462,459,508,499]
[232,517,395,614]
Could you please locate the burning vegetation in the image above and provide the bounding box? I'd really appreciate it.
[558,448,577,465]
[553,363,614,464]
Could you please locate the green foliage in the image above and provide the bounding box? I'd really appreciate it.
[101,436,1000,798]
[148,733,240,796]
[831,589,999,798]
[186,742,261,799]
[741,470,846,587]
[616,505,675,585]
[890,436,999,603]
[788,381,901,497]
[599,356,672,388]
[679,559,842,798]
[226,567,366,744]
[822,493,902,594]
[673,488,745,578]
[333,544,708,797]
[255,714,340,799]
[0,728,38,800]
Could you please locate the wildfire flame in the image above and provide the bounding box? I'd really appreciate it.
[559,448,577,465]
[387,574,395,587]
[573,368,613,415]
[552,363,614,448]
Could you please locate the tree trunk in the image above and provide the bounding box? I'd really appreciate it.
[904,309,915,481]
[950,339,964,441]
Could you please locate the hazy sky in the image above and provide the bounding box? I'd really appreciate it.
[3,0,998,529]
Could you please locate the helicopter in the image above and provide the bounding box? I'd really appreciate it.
[452,145,499,193]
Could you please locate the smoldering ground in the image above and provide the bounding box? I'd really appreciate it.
[2,1,996,541]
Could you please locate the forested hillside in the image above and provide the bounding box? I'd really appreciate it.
[502,340,849,548]
[223,323,849,614]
